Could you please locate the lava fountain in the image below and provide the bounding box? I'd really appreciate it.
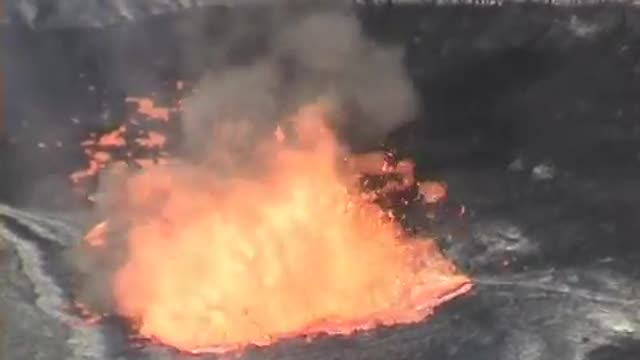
[81,101,471,354]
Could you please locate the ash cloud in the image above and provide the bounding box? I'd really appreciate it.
[181,2,418,155]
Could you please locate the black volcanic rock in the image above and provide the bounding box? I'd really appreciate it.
[2,3,640,359]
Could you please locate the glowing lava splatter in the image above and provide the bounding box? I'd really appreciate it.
[77,101,471,354]
[70,97,176,191]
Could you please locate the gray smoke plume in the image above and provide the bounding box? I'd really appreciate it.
[182,2,418,155]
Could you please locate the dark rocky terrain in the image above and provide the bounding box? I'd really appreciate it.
[1,2,640,360]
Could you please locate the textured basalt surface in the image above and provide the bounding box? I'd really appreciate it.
[2,3,640,360]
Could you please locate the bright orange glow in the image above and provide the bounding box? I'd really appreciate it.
[102,102,471,354]
[84,221,108,247]
[71,127,127,184]
[126,97,173,122]
[135,131,167,148]
[70,99,172,187]
[419,181,447,204]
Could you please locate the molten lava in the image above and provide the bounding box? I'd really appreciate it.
[85,102,472,354]
[70,97,175,191]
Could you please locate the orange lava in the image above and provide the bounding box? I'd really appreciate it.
[419,181,447,204]
[71,126,128,184]
[134,131,167,148]
[70,99,172,187]
[84,221,108,247]
[126,97,174,122]
[101,102,472,354]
